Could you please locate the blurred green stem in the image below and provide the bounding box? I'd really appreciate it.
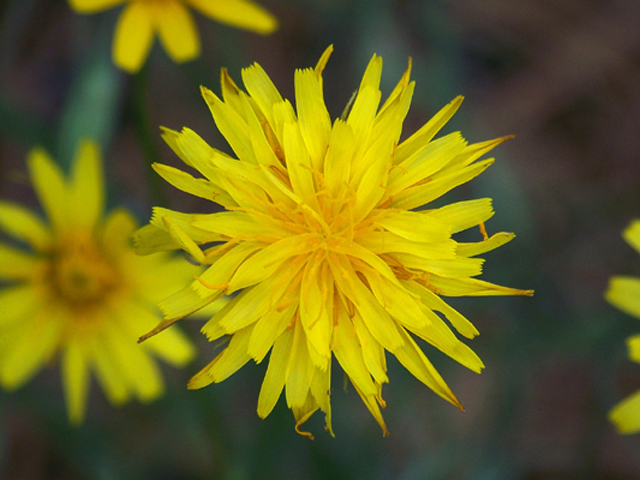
[131,66,167,207]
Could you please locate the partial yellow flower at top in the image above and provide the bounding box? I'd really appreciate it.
[134,46,533,438]
[0,141,200,424]
[68,0,278,73]
[606,220,640,434]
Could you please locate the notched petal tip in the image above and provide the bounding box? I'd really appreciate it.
[200,85,221,106]
[221,67,242,95]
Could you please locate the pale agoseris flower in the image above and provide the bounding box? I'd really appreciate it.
[0,141,198,424]
[606,220,640,434]
[134,46,533,437]
[68,0,278,73]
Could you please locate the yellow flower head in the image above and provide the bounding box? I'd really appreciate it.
[606,220,640,434]
[0,141,198,424]
[135,46,533,437]
[68,0,278,73]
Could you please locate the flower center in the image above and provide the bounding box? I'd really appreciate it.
[48,236,119,308]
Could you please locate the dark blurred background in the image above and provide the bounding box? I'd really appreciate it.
[2,0,640,478]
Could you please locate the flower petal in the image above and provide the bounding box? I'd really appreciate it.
[328,253,404,352]
[0,244,41,281]
[309,362,333,436]
[391,254,484,278]
[187,0,278,34]
[294,67,331,171]
[323,120,354,198]
[88,334,130,405]
[257,327,294,418]
[0,201,51,251]
[456,232,515,258]
[282,121,318,208]
[160,127,197,168]
[201,87,256,164]
[627,335,640,363]
[192,243,263,298]
[162,216,205,264]
[155,1,200,63]
[333,306,378,397]
[357,265,429,332]
[375,210,452,243]
[0,309,61,391]
[117,300,195,367]
[248,301,297,363]
[351,311,388,385]
[218,258,305,333]
[606,276,640,320]
[113,2,154,73]
[357,232,456,260]
[226,234,316,292]
[390,158,494,211]
[393,326,462,410]
[0,285,41,328]
[299,259,332,366]
[62,340,90,424]
[350,380,389,436]
[428,275,533,297]
[68,0,125,13]
[105,321,164,402]
[69,140,105,230]
[443,136,511,174]
[347,86,380,177]
[388,132,467,197]
[153,163,217,200]
[623,220,640,255]
[292,392,319,439]
[610,390,640,434]
[151,208,219,243]
[285,319,315,409]
[241,62,284,132]
[157,285,223,323]
[403,280,479,339]
[27,147,68,232]
[100,208,137,256]
[393,95,463,164]
[426,198,494,234]
[188,323,254,388]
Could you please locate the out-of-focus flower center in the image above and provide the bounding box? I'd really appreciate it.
[47,237,119,308]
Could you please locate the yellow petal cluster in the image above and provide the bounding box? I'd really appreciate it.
[0,141,199,424]
[68,0,278,73]
[135,47,532,437]
[606,220,640,434]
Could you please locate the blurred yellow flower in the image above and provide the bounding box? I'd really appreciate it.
[68,0,278,73]
[606,220,640,434]
[134,46,533,437]
[0,141,198,424]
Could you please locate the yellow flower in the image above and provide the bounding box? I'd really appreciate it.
[68,0,278,73]
[134,46,533,437]
[606,220,640,434]
[0,141,199,424]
